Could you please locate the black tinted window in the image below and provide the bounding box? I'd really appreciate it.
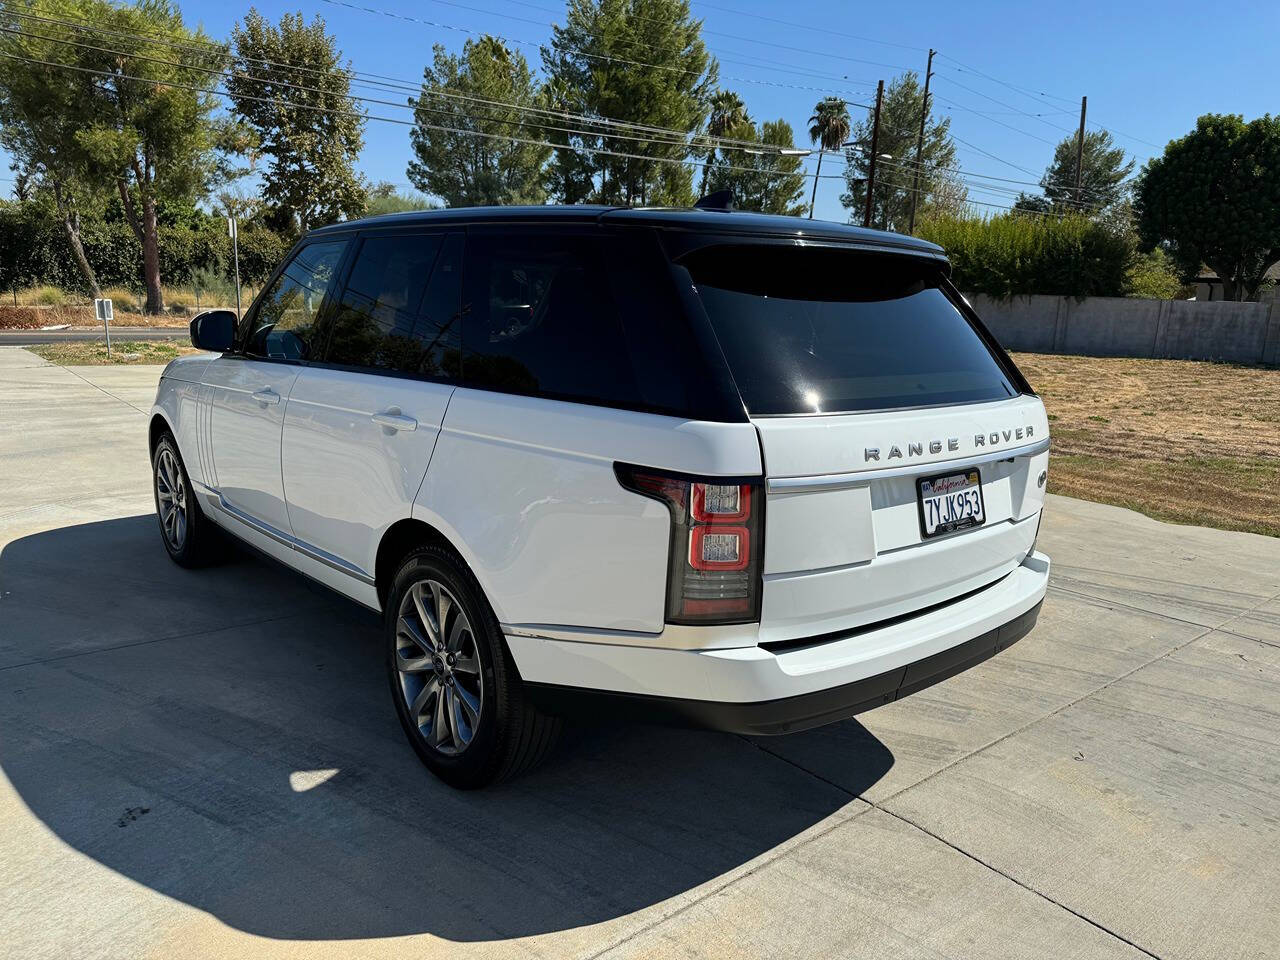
[684,245,1019,415]
[324,233,462,378]
[462,231,675,411]
[242,240,347,360]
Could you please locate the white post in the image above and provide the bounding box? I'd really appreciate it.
[95,298,113,358]
[228,216,242,320]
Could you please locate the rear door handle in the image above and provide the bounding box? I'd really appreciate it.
[251,388,281,406]
[372,411,418,432]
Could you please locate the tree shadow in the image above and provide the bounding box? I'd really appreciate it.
[0,515,894,943]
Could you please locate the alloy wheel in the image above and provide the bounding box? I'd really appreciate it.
[395,579,484,755]
[155,447,187,550]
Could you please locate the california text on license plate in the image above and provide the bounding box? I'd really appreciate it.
[917,469,986,538]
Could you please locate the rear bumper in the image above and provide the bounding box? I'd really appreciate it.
[512,551,1050,735]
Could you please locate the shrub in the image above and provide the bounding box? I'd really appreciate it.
[1124,248,1188,300]
[101,286,142,312]
[918,212,1132,299]
[24,285,68,306]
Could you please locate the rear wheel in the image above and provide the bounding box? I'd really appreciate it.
[152,432,217,567]
[386,545,560,788]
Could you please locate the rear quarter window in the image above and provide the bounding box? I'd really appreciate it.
[682,244,1021,415]
[460,228,718,417]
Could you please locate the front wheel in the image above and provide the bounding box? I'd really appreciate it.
[152,432,218,567]
[387,545,560,788]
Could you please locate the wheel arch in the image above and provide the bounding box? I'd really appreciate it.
[149,411,175,455]
[375,518,467,612]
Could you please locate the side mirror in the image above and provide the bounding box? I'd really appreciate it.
[190,309,237,352]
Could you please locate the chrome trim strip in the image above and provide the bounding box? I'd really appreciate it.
[212,491,376,585]
[766,437,1051,494]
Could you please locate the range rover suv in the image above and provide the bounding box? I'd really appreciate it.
[149,206,1050,788]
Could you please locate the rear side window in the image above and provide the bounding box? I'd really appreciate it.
[683,244,1020,415]
[323,232,462,378]
[461,229,707,415]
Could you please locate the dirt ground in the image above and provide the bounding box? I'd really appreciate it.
[1014,352,1280,537]
[0,305,190,329]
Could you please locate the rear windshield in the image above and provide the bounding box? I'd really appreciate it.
[683,244,1020,415]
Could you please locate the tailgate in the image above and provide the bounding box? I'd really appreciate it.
[756,396,1049,643]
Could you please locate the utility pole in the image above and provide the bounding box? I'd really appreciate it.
[1074,95,1088,207]
[863,79,884,229]
[907,49,936,235]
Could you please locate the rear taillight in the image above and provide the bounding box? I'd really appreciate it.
[616,464,764,625]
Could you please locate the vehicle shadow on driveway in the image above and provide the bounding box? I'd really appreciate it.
[0,515,893,943]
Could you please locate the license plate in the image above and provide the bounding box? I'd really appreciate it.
[917,469,986,538]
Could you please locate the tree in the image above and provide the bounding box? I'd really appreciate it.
[807,96,850,218]
[704,118,806,216]
[700,89,748,195]
[0,1,105,297]
[407,36,549,207]
[365,181,435,216]
[1136,113,1280,302]
[841,72,956,232]
[1026,129,1135,214]
[228,9,366,234]
[1125,248,1185,300]
[543,0,716,206]
[65,0,228,314]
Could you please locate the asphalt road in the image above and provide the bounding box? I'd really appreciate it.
[0,325,187,345]
[1,346,1277,960]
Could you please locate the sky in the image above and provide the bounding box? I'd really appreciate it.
[5,0,1279,223]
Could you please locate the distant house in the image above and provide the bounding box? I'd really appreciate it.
[1194,262,1280,302]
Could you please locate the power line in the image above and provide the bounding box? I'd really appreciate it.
[935,53,1160,156]
[321,0,874,99]
[371,0,919,75]
[1,11,868,162]
[0,49,845,184]
[8,14,1095,203]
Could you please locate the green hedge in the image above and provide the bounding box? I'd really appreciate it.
[918,213,1133,299]
[0,203,291,296]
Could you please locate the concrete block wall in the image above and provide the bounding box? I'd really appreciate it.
[968,293,1280,365]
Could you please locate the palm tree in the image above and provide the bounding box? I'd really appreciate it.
[700,90,748,196]
[807,96,851,219]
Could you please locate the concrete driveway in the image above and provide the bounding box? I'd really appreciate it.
[1,346,1277,960]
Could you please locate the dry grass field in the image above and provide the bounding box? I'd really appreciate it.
[1014,352,1280,537]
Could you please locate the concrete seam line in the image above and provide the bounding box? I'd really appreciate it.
[870,803,1165,960]
[741,738,1164,958]
[51,358,150,416]
[882,583,1280,808]
[0,612,306,673]
[1047,583,1238,632]
[1050,562,1276,604]
[582,798,876,960]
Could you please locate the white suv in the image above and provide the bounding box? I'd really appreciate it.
[150,206,1050,788]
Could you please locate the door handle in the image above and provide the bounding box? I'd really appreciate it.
[251,388,281,406]
[372,411,418,432]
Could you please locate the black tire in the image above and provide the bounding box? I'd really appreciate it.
[151,431,218,568]
[386,544,561,789]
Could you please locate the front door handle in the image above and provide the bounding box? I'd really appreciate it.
[372,411,418,432]
[251,388,281,406]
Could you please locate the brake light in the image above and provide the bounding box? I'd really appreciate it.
[615,464,764,624]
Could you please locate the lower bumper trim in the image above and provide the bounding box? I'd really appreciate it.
[526,599,1043,736]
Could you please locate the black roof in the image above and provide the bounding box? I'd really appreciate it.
[309,204,946,259]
